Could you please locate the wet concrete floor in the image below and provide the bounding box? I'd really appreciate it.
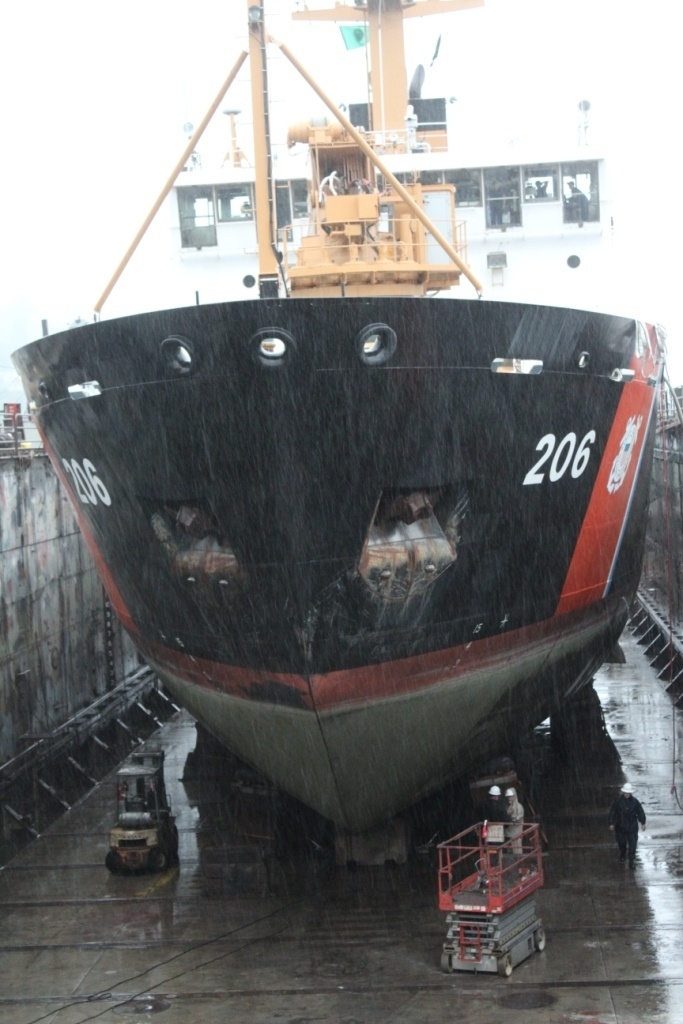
[1,629,683,1024]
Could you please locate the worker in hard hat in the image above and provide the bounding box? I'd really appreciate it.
[479,784,511,874]
[504,787,525,855]
[608,782,646,869]
[482,784,511,825]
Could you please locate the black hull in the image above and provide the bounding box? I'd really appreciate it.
[13,297,662,829]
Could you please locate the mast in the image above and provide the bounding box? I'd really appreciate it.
[292,1,484,137]
[248,0,280,297]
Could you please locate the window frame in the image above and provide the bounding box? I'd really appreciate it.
[444,168,482,208]
[215,183,255,223]
[177,186,217,249]
[561,160,600,224]
[522,164,560,204]
[483,166,522,229]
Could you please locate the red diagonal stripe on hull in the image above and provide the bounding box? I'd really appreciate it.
[37,426,139,636]
[556,344,659,617]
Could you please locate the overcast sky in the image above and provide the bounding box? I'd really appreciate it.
[1,0,679,402]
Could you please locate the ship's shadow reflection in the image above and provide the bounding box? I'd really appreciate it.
[180,725,334,898]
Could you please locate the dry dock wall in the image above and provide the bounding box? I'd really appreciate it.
[642,431,683,626]
[0,453,140,764]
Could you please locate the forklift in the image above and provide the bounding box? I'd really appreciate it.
[105,749,179,873]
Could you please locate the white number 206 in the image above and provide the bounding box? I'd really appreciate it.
[62,458,112,506]
[523,430,596,486]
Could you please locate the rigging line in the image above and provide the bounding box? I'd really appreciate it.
[22,900,304,1024]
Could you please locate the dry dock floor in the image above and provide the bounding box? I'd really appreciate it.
[1,630,683,1024]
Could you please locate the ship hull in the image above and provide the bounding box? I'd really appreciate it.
[13,297,662,830]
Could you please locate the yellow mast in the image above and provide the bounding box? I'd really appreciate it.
[247,1,280,297]
[292,1,484,136]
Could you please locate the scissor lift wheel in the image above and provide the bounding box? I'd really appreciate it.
[497,954,512,977]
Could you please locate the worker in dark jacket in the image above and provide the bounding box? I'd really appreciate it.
[608,782,646,869]
[481,785,511,824]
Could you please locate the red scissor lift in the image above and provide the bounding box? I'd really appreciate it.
[438,822,545,976]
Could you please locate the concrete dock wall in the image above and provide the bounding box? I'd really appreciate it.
[0,454,140,763]
[642,434,683,626]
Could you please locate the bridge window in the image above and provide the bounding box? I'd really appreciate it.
[291,180,309,219]
[484,167,521,228]
[561,161,599,224]
[216,184,254,221]
[178,187,217,248]
[445,169,482,207]
[523,165,559,202]
[276,179,310,231]
[419,171,445,186]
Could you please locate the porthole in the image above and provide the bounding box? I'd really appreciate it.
[356,323,397,365]
[567,255,581,269]
[160,335,195,377]
[249,328,296,368]
[259,337,286,360]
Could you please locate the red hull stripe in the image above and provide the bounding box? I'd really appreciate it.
[141,602,613,713]
[556,346,660,616]
[38,427,139,635]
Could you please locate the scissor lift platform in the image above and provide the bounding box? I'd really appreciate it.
[438,821,545,976]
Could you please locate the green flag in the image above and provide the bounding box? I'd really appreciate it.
[340,25,368,50]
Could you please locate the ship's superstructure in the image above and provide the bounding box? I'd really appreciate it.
[95,2,610,321]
